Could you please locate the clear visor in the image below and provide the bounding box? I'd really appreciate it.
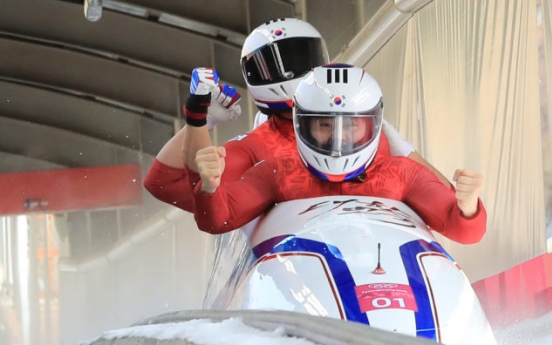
[241,37,328,86]
[295,104,383,157]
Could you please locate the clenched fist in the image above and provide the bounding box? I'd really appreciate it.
[196,146,226,193]
[453,169,484,217]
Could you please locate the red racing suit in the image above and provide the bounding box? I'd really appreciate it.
[190,151,486,245]
[143,115,391,212]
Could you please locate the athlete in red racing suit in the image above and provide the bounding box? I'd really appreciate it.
[189,65,486,244]
[144,19,450,215]
[190,150,485,244]
[144,113,391,213]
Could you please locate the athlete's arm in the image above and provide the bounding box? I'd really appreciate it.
[192,147,276,233]
[143,67,241,210]
[145,122,261,212]
[408,151,452,189]
[143,159,194,212]
[219,134,264,183]
[403,161,486,244]
[155,126,187,168]
[183,67,242,169]
[141,118,194,211]
[383,119,452,189]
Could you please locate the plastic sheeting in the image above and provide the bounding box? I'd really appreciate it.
[202,229,255,309]
[539,0,552,247]
[361,0,547,282]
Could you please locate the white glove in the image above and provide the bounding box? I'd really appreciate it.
[190,67,219,95]
[190,67,242,130]
[382,119,415,157]
[207,83,242,130]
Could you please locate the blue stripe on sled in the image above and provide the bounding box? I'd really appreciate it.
[399,240,438,340]
[253,235,369,325]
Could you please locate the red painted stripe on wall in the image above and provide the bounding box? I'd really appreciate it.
[473,254,552,328]
[0,165,143,215]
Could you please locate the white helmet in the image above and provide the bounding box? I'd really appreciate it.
[241,18,330,115]
[293,64,384,182]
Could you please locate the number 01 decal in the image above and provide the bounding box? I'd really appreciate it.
[355,283,418,312]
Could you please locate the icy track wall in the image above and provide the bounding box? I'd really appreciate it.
[82,309,436,345]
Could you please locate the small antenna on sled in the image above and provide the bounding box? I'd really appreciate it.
[372,243,386,274]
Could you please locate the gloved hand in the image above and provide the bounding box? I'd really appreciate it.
[207,83,242,130]
[382,119,415,157]
[190,67,219,95]
[187,67,242,129]
[185,67,220,127]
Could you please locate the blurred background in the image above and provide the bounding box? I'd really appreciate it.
[0,0,550,344]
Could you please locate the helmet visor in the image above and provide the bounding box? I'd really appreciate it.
[295,103,383,157]
[241,37,328,86]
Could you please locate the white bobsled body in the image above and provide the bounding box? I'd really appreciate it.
[220,196,496,344]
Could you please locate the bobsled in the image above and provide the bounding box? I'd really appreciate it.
[207,196,497,345]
